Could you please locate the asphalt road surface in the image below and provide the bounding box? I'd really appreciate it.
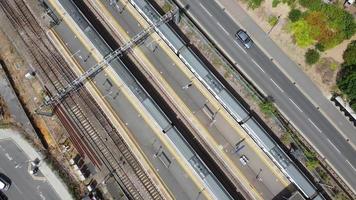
[0,139,60,200]
[173,0,356,191]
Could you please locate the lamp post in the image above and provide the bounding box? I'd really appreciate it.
[267,15,281,35]
[195,187,206,200]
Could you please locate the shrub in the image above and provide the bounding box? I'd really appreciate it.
[342,40,356,65]
[259,100,277,116]
[282,0,297,6]
[299,0,322,10]
[247,0,264,9]
[315,43,325,52]
[268,15,279,27]
[305,49,320,65]
[272,0,281,7]
[288,9,302,22]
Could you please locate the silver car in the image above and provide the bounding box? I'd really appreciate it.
[236,29,253,49]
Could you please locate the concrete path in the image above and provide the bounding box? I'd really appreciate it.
[0,128,73,200]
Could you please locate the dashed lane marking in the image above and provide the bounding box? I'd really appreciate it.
[327,139,340,153]
[251,59,265,73]
[233,41,247,54]
[289,98,303,113]
[199,3,212,17]
[308,118,322,133]
[217,22,230,35]
[346,160,356,171]
[270,78,284,93]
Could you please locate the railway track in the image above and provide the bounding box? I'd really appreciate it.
[0,0,164,199]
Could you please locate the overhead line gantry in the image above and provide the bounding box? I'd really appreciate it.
[41,8,178,108]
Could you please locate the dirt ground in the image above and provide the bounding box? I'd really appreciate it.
[239,0,356,96]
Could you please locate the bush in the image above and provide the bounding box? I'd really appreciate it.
[247,0,264,9]
[259,100,277,116]
[272,0,281,7]
[268,15,279,26]
[342,40,356,65]
[288,9,302,22]
[305,49,320,65]
[315,43,325,52]
[299,0,322,10]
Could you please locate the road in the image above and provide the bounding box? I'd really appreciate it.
[173,0,356,192]
[0,131,65,200]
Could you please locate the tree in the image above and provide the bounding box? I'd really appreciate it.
[305,49,320,65]
[337,62,356,110]
[342,40,356,65]
[288,9,302,22]
[291,20,314,47]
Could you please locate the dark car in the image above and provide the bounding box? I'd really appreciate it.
[235,29,253,49]
[0,174,10,192]
[0,191,8,200]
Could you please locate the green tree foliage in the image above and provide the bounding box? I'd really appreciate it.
[342,40,356,65]
[291,20,314,47]
[305,49,320,65]
[337,66,356,109]
[288,9,302,22]
[337,40,356,110]
[292,0,355,49]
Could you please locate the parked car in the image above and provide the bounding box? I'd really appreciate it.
[239,155,250,166]
[0,191,8,200]
[235,29,253,49]
[0,174,10,192]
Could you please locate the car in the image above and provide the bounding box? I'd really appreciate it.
[0,191,8,200]
[239,155,250,166]
[235,29,253,49]
[0,175,10,192]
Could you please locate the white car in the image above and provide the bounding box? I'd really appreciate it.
[0,175,10,191]
[239,155,250,166]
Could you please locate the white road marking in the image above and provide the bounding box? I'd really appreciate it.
[327,139,340,153]
[251,59,265,73]
[199,3,213,17]
[217,22,230,35]
[5,153,13,161]
[270,78,284,93]
[289,98,303,112]
[308,118,322,133]
[346,160,356,171]
[233,41,247,54]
